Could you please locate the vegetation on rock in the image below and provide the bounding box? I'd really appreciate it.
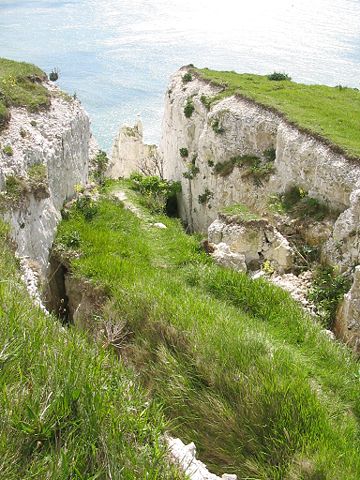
[195,67,360,158]
[0,58,50,129]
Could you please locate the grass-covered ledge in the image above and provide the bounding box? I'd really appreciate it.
[192,67,360,160]
[0,58,50,128]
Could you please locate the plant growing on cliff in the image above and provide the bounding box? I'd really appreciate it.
[211,118,225,134]
[267,72,292,81]
[309,266,351,328]
[3,144,13,156]
[274,186,330,221]
[49,67,60,81]
[182,72,192,83]
[200,95,212,110]
[183,163,200,180]
[263,147,276,162]
[179,147,189,158]
[27,163,49,199]
[198,188,214,205]
[0,58,50,130]
[184,98,195,118]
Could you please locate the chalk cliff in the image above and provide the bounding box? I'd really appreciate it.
[158,67,360,350]
[0,82,91,274]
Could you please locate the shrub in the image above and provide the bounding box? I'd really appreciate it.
[28,163,47,184]
[183,164,200,180]
[49,67,60,81]
[198,188,214,205]
[212,118,224,134]
[276,186,329,221]
[4,175,27,198]
[207,159,214,167]
[267,72,292,81]
[309,266,351,328]
[75,196,99,221]
[263,147,276,162]
[182,72,192,83]
[92,150,109,185]
[184,98,195,118]
[19,128,27,138]
[30,120,37,127]
[200,95,212,110]
[129,173,181,214]
[3,145,13,156]
[179,148,189,158]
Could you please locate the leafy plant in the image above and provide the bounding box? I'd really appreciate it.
[179,147,189,158]
[3,145,13,156]
[200,95,212,110]
[49,67,60,81]
[92,150,109,185]
[184,98,195,118]
[198,188,214,204]
[212,118,224,134]
[263,147,276,162]
[268,72,292,81]
[129,172,181,214]
[309,266,351,328]
[274,186,330,221]
[30,120,37,127]
[183,164,200,180]
[182,72,192,83]
[75,196,99,221]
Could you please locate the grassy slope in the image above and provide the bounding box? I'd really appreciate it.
[195,67,360,159]
[0,58,50,128]
[55,182,360,479]
[0,222,181,480]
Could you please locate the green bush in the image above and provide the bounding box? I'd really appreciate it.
[75,196,99,221]
[200,95,212,110]
[184,98,195,118]
[267,72,292,81]
[309,266,351,328]
[183,164,200,180]
[198,188,214,204]
[92,150,109,185]
[263,147,276,162]
[3,145,13,156]
[179,147,189,158]
[49,67,59,81]
[212,118,224,134]
[275,186,330,221]
[182,72,192,83]
[129,173,181,214]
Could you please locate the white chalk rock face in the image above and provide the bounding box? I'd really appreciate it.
[166,436,237,480]
[109,118,162,178]
[0,82,90,273]
[208,214,294,273]
[159,68,360,271]
[336,266,360,352]
[211,242,247,272]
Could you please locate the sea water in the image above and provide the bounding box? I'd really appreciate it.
[0,0,359,150]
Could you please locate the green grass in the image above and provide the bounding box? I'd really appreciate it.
[0,58,50,128]
[220,203,262,221]
[55,182,360,479]
[194,67,360,159]
[0,221,182,479]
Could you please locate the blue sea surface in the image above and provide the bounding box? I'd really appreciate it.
[0,0,359,150]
